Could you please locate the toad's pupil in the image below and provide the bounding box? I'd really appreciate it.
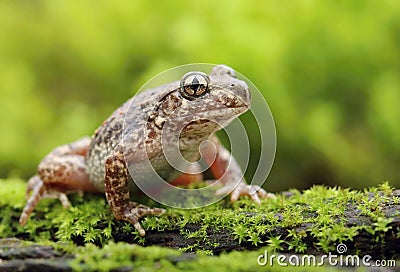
[191,77,200,92]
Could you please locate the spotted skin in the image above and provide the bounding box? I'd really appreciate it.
[104,151,164,236]
[19,65,273,236]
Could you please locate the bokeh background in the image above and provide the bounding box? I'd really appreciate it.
[1,1,399,191]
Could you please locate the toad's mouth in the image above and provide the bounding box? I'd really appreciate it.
[214,86,251,110]
[189,106,248,130]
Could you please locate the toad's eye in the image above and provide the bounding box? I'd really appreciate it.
[180,72,210,99]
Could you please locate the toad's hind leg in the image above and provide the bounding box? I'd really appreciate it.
[19,137,98,226]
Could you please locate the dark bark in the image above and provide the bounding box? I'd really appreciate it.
[0,238,72,272]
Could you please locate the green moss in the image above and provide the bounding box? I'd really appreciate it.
[0,179,399,255]
[68,241,352,272]
[1,178,398,271]
[69,242,180,272]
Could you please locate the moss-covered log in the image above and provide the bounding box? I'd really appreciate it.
[0,179,399,271]
[142,196,400,257]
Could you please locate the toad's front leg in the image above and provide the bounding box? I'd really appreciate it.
[104,152,165,236]
[203,135,275,203]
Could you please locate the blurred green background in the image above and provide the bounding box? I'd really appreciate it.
[0,0,399,191]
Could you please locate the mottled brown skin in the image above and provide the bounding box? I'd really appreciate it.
[19,65,272,236]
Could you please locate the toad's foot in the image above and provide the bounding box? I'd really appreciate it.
[215,182,275,204]
[19,175,71,226]
[117,202,165,236]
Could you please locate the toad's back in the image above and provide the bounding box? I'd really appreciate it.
[86,81,179,191]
